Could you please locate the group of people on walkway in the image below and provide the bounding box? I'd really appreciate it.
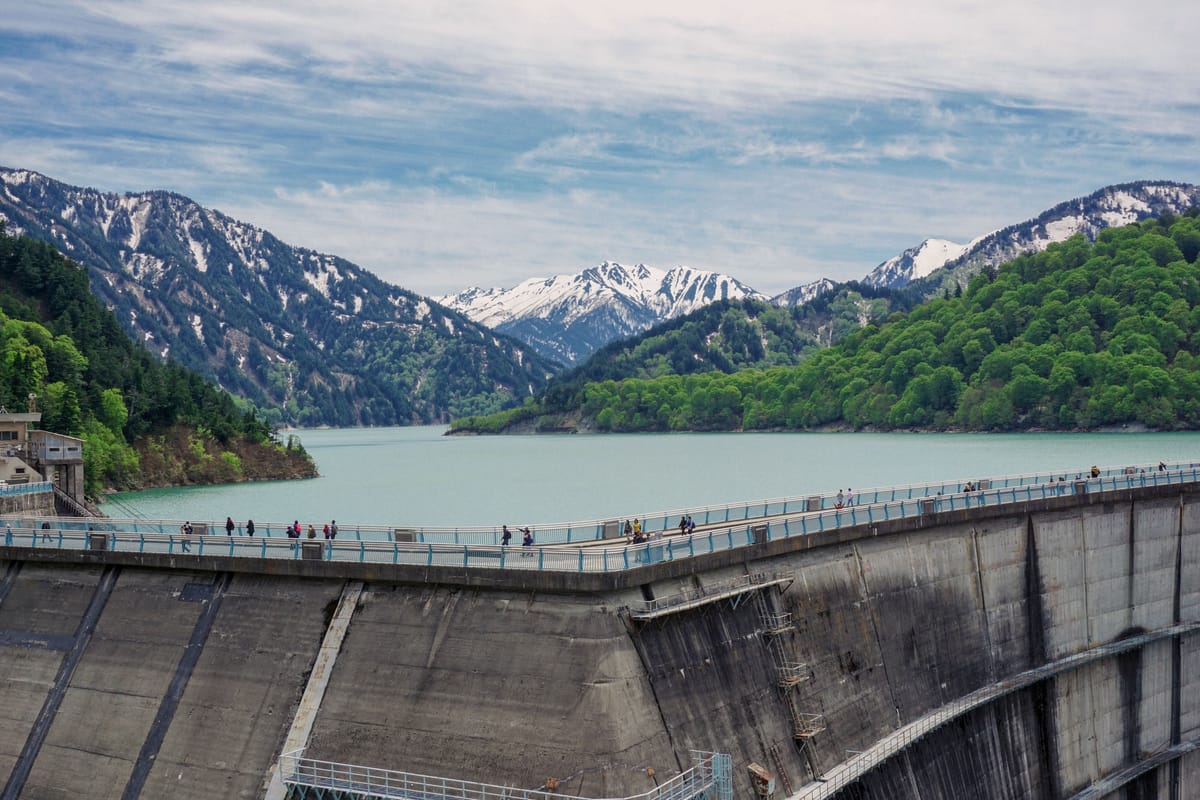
[284,519,339,539]
[179,518,338,539]
[834,488,855,509]
[500,524,534,547]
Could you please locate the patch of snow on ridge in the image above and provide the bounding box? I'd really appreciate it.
[123,196,152,250]
[1106,190,1151,214]
[303,256,331,298]
[864,238,969,288]
[909,239,969,279]
[190,313,204,344]
[1043,215,1093,246]
[189,236,208,273]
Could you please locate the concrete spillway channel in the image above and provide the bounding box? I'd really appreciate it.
[2,476,1200,799]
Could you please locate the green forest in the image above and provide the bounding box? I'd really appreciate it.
[0,224,312,495]
[452,211,1200,434]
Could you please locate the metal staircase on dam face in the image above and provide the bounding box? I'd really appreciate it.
[752,590,826,743]
[622,572,827,746]
[278,749,732,800]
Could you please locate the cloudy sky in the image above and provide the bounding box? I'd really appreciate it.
[2,1,1197,296]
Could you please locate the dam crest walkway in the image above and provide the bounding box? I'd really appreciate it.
[3,461,1198,575]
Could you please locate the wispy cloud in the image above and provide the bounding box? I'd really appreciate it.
[2,0,1198,296]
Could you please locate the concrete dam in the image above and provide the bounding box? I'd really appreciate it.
[1,469,1199,799]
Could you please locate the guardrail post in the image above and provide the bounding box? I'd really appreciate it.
[578,549,584,572]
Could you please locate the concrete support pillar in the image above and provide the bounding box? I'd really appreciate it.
[263,580,363,799]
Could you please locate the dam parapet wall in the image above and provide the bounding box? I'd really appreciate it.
[1,478,1198,799]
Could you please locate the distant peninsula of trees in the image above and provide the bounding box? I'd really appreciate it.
[0,224,315,496]
[451,210,1200,434]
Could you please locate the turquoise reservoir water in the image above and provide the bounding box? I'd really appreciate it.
[107,427,1200,529]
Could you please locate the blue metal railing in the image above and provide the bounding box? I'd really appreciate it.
[15,462,1196,546]
[4,464,1197,574]
[0,480,53,497]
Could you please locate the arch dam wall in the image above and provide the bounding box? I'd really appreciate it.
[0,482,1197,799]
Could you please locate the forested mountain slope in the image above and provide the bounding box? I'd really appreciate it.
[0,167,558,426]
[452,212,1200,433]
[531,291,898,413]
[0,224,315,494]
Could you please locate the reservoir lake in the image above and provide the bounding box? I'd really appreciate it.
[107,427,1200,530]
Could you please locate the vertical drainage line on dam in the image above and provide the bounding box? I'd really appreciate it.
[0,560,22,608]
[852,543,903,726]
[120,571,233,800]
[1168,494,1185,800]
[620,602,687,779]
[1,565,119,800]
[1024,514,1061,800]
[1126,502,1136,629]
[969,527,996,682]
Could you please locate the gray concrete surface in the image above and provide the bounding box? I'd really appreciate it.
[135,574,342,799]
[0,564,103,794]
[2,484,1199,799]
[19,569,208,799]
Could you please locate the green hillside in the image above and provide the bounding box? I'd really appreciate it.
[452,211,1200,433]
[0,223,315,495]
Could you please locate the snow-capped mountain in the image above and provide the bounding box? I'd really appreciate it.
[438,261,767,364]
[770,278,836,308]
[0,167,557,426]
[863,238,975,289]
[934,181,1200,281]
[864,181,1200,291]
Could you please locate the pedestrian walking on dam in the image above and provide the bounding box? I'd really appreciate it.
[846,488,854,506]
[226,516,235,536]
[330,520,338,539]
[501,525,512,546]
[323,522,330,539]
[307,523,316,539]
[246,519,255,537]
[522,527,533,547]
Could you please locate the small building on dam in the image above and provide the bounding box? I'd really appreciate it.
[1,467,1199,799]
